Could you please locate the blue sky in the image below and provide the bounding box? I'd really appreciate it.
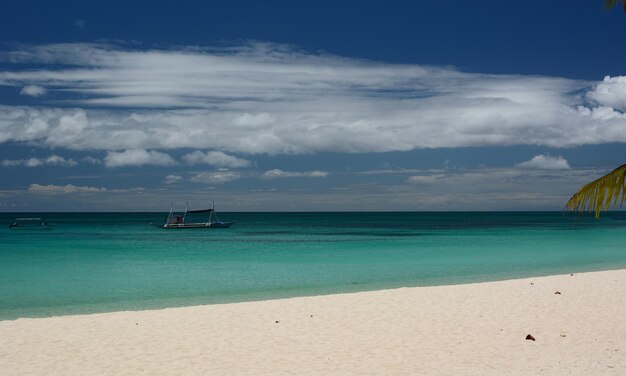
[1,1,626,211]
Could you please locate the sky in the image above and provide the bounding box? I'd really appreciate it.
[1,0,626,212]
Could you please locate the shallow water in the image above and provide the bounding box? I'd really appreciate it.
[1,212,625,320]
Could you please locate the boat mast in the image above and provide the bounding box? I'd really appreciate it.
[167,202,173,223]
[209,201,214,223]
[183,202,188,223]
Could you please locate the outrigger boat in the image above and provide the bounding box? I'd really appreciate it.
[9,217,52,229]
[162,202,236,229]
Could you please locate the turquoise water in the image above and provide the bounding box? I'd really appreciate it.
[1,212,625,320]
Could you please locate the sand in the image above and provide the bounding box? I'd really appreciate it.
[1,270,626,375]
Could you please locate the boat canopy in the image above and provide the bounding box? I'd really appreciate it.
[187,209,214,214]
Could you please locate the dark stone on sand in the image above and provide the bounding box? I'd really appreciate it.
[555,291,562,295]
[526,334,536,341]
[275,320,279,323]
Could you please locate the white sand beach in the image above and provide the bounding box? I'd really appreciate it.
[1,269,626,375]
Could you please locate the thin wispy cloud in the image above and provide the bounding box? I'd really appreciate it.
[27,183,146,195]
[81,156,101,164]
[28,183,106,194]
[73,19,85,30]
[404,166,606,207]
[164,174,183,184]
[262,169,328,179]
[0,43,624,157]
[182,150,251,168]
[2,154,76,167]
[190,171,242,184]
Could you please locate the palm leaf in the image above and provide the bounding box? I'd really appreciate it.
[603,0,617,10]
[603,0,626,12]
[566,164,626,218]
[602,0,615,10]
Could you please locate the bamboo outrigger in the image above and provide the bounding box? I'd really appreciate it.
[161,202,236,229]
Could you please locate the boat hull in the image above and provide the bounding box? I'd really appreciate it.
[162,221,236,229]
[9,224,52,230]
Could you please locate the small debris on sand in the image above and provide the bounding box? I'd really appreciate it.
[275,321,279,324]
[526,334,536,341]
[555,291,562,295]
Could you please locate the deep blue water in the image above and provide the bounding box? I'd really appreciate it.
[1,212,625,320]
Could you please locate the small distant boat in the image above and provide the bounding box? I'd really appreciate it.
[161,202,236,229]
[9,217,52,229]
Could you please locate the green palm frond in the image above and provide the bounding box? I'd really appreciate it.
[566,164,626,218]
[603,0,626,12]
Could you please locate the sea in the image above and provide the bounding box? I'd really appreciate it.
[1,211,625,320]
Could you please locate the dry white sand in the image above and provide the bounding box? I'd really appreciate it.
[1,269,626,375]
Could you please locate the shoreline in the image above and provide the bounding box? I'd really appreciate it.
[2,269,626,374]
[3,264,626,322]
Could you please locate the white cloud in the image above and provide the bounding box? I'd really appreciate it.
[1,154,77,167]
[262,169,328,179]
[164,174,182,184]
[190,171,241,184]
[517,155,571,170]
[19,85,46,97]
[587,75,626,112]
[28,183,106,194]
[104,149,177,168]
[182,150,250,168]
[407,175,445,184]
[0,43,625,155]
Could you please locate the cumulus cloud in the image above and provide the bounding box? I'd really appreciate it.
[0,43,625,156]
[28,183,106,194]
[190,171,241,184]
[1,154,77,167]
[262,169,328,179]
[104,149,177,168]
[182,150,251,168]
[587,75,626,111]
[19,85,46,97]
[517,155,571,170]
